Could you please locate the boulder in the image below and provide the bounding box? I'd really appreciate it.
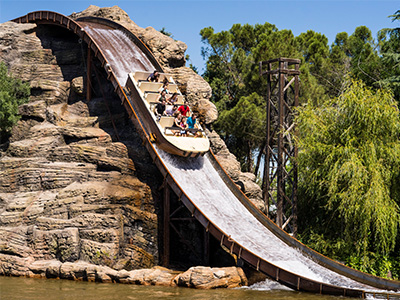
[174,266,248,289]
[0,253,35,277]
[123,266,178,286]
[168,67,217,124]
[71,76,84,95]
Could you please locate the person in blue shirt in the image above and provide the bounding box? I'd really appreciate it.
[186,113,197,129]
[186,113,201,137]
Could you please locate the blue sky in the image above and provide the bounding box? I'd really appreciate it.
[0,1,398,73]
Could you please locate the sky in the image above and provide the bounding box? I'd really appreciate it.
[0,0,398,73]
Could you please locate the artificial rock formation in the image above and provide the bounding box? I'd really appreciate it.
[0,5,263,285]
[0,18,159,272]
[0,254,247,289]
[174,266,248,289]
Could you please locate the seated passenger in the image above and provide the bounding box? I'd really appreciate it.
[173,113,182,136]
[168,92,179,105]
[165,104,178,117]
[178,100,190,117]
[157,90,168,103]
[154,99,166,120]
[186,113,202,137]
[186,113,198,129]
[158,78,170,94]
[147,70,160,82]
[179,116,188,137]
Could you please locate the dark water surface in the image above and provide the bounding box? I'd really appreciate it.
[0,276,351,300]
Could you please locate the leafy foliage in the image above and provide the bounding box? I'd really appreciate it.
[217,93,265,171]
[200,23,324,171]
[0,62,30,142]
[296,80,400,270]
[159,27,173,38]
[377,10,400,99]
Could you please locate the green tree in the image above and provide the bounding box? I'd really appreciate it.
[296,80,400,274]
[296,30,329,76]
[0,62,30,142]
[218,93,265,172]
[200,23,324,171]
[347,26,383,86]
[377,10,400,101]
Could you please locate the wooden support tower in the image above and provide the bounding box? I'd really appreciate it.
[259,57,300,237]
[162,184,170,267]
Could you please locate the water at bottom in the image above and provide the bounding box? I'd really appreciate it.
[0,276,352,300]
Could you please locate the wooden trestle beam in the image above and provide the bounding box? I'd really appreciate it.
[162,184,170,267]
[162,183,210,267]
[259,57,300,237]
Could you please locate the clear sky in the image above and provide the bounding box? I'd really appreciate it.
[0,0,398,73]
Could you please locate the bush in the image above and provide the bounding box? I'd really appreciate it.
[0,62,30,142]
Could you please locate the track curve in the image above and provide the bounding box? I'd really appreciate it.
[12,11,400,298]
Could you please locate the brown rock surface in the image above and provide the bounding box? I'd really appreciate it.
[174,266,248,289]
[168,67,217,124]
[0,19,159,272]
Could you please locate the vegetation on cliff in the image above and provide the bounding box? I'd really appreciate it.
[0,62,30,143]
[200,10,400,278]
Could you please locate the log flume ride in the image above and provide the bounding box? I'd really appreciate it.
[13,11,400,298]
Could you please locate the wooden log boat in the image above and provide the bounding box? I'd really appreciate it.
[125,71,210,157]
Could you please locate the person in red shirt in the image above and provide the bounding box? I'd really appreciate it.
[178,100,190,117]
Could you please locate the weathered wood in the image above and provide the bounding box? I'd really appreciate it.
[163,185,170,267]
[260,57,300,236]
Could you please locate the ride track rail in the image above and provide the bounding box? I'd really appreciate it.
[12,11,400,299]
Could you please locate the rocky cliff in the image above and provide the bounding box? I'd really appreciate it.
[0,5,263,277]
